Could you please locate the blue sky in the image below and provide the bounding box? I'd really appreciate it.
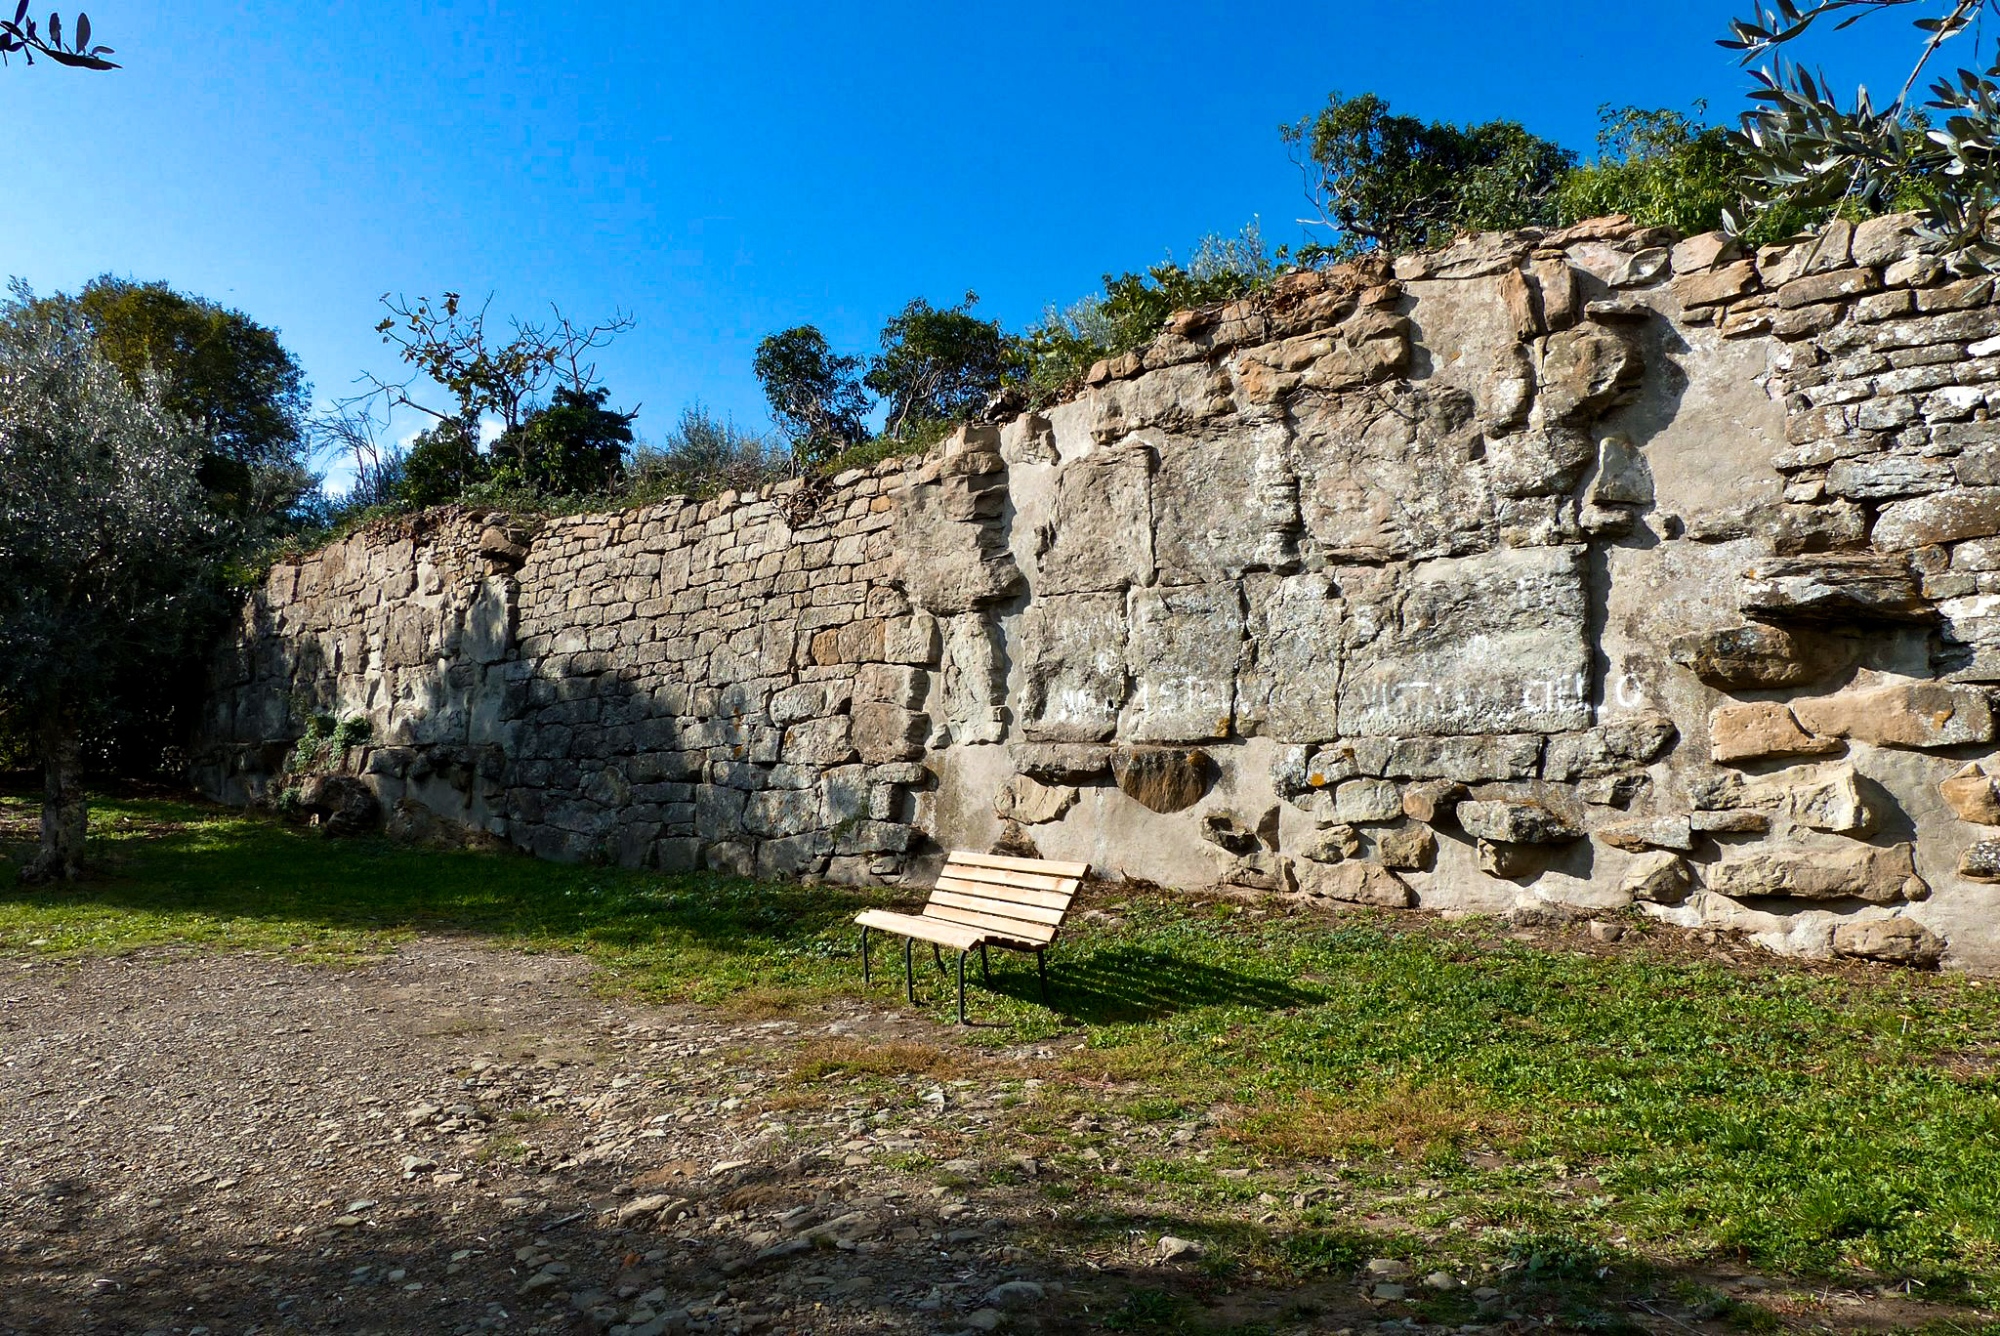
[1,1,1915,481]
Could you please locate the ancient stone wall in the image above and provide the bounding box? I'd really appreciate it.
[197,212,2000,971]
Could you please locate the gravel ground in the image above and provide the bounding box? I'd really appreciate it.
[1,939,1263,1336]
[0,939,1964,1336]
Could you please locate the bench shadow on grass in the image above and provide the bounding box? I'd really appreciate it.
[939,943,1331,1026]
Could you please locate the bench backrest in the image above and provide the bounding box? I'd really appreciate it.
[924,851,1090,947]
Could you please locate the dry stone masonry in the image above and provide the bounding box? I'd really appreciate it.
[197,212,2000,971]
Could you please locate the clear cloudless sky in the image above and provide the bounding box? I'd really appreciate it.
[0,1,1916,483]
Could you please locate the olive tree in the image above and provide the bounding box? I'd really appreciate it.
[0,5,116,67]
[1722,1,1992,252]
[0,286,225,882]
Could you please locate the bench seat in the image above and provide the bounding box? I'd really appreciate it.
[856,851,1089,1021]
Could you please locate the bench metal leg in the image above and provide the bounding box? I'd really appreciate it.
[904,936,917,1005]
[860,925,871,986]
[957,949,969,1025]
[1036,949,1050,1006]
[932,942,946,975]
[979,942,990,985]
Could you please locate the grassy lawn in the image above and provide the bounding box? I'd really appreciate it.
[6,790,2000,1330]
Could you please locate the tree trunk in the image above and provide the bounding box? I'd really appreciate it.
[21,710,86,884]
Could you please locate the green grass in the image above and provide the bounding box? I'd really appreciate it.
[8,791,2000,1322]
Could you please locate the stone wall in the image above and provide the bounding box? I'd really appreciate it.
[197,212,2000,972]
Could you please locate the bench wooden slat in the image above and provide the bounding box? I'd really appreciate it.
[923,903,1058,945]
[936,863,1080,896]
[856,909,989,951]
[928,887,1066,926]
[933,874,1073,911]
[947,850,1090,879]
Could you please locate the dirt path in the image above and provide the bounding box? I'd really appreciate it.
[0,939,1965,1336]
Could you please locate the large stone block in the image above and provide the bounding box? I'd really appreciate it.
[1019,593,1129,743]
[1668,622,1854,688]
[1120,583,1244,743]
[1873,487,2000,551]
[1292,391,1496,561]
[1791,681,1995,749]
[1338,546,1592,736]
[1708,701,1839,764]
[1832,917,1945,967]
[851,703,929,764]
[1110,747,1213,814]
[1737,554,1929,623]
[1238,573,1344,742]
[1035,441,1156,595]
[1456,798,1583,844]
[1296,860,1414,907]
[1707,842,1926,903]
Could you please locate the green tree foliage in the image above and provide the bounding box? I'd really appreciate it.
[628,402,781,501]
[491,386,635,497]
[1022,223,1274,399]
[864,293,1020,438]
[68,276,311,469]
[0,5,116,68]
[1720,1,1972,251]
[1283,92,1577,258]
[751,325,872,467]
[1554,106,1827,244]
[0,285,229,880]
[396,422,488,508]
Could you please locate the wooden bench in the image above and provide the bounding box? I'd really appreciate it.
[855,851,1089,1022]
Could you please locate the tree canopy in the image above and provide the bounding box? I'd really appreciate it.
[751,325,872,466]
[865,294,1019,438]
[0,285,230,879]
[1284,93,1578,258]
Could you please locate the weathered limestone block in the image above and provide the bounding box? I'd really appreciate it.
[1791,681,1995,749]
[854,663,927,710]
[744,788,822,838]
[1036,441,1156,595]
[1669,622,1853,689]
[1623,851,1692,903]
[1873,487,2000,551]
[1833,916,1945,967]
[1941,762,2000,825]
[1009,742,1112,783]
[1487,426,1599,502]
[1200,810,1263,855]
[1673,259,1759,307]
[1738,554,1929,623]
[1401,779,1468,823]
[1376,823,1437,871]
[939,613,1007,746]
[1539,322,1644,424]
[1338,546,1591,737]
[1299,824,1363,863]
[781,716,855,767]
[1708,701,1840,764]
[757,832,833,880]
[851,703,928,764]
[1771,763,1880,836]
[1292,387,1494,561]
[1238,572,1344,742]
[1120,584,1243,743]
[1224,851,1297,894]
[1018,593,1128,742]
[993,774,1077,826]
[1110,747,1212,814]
[1334,779,1403,824]
[1708,842,1927,903]
[1456,798,1583,844]
[899,473,1022,615]
[1150,424,1296,578]
[1600,816,1694,852]
[1962,840,2000,882]
[1297,860,1414,907]
[1543,715,1678,780]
